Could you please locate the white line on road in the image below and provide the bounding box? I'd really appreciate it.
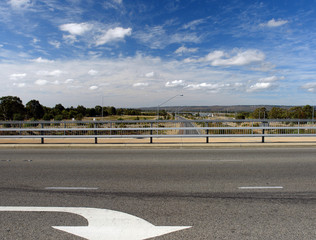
[238,186,284,190]
[45,187,99,190]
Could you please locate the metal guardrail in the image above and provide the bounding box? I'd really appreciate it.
[0,119,315,143]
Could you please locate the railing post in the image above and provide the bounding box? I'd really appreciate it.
[41,123,44,144]
[262,121,268,143]
[206,129,209,143]
[206,123,209,143]
[94,122,98,144]
[150,122,153,143]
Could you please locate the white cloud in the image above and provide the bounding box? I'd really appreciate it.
[135,25,200,49]
[65,79,74,84]
[258,76,283,82]
[211,49,265,66]
[9,73,26,80]
[62,34,78,44]
[49,40,61,49]
[182,18,206,30]
[103,0,124,10]
[113,0,123,4]
[247,76,283,92]
[88,69,98,76]
[165,80,186,88]
[185,49,265,67]
[89,85,99,90]
[301,82,316,93]
[247,82,274,92]
[37,70,62,77]
[185,83,229,92]
[133,82,149,87]
[175,46,198,55]
[13,82,26,88]
[95,27,132,46]
[35,79,48,86]
[9,0,31,9]
[260,18,288,28]
[145,72,155,78]
[31,57,54,63]
[59,23,93,36]
[204,50,225,62]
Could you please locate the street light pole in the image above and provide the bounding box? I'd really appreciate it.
[101,96,104,119]
[157,94,183,120]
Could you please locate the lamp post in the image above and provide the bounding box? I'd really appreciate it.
[157,94,183,120]
[101,96,105,119]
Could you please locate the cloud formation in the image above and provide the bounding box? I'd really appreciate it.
[174,46,198,55]
[247,75,284,92]
[95,27,132,46]
[133,82,149,87]
[301,82,316,93]
[8,0,31,9]
[185,49,265,67]
[165,80,186,88]
[60,23,93,36]
[10,73,26,80]
[260,18,288,27]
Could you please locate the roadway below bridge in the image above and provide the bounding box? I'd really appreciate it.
[177,116,203,135]
[0,148,315,239]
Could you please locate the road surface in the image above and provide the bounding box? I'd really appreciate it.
[0,148,315,239]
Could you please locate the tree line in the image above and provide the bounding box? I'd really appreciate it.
[236,105,315,120]
[0,96,143,121]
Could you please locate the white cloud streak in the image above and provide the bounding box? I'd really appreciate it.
[185,49,265,67]
[59,23,93,36]
[9,0,31,9]
[133,82,149,87]
[35,79,48,86]
[301,82,316,93]
[10,73,26,80]
[165,80,186,88]
[260,18,288,27]
[31,57,54,63]
[175,46,198,55]
[95,27,132,46]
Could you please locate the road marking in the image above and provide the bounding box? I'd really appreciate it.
[195,159,243,163]
[238,186,284,190]
[45,187,99,190]
[0,206,191,240]
[219,160,243,162]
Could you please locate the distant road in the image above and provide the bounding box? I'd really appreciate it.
[0,148,315,239]
[177,116,202,135]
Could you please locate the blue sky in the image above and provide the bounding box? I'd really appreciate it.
[0,0,316,107]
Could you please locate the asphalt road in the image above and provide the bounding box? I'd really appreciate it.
[0,148,315,240]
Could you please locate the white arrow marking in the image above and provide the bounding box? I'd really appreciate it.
[0,206,191,240]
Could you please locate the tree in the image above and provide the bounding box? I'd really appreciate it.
[53,104,65,115]
[288,106,305,119]
[302,105,313,119]
[76,105,86,116]
[26,100,44,120]
[251,107,267,119]
[95,105,102,116]
[108,106,116,115]
[0,96,25,120]
[268,107,287,119]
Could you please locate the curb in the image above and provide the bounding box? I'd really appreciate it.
[1,142,316,149]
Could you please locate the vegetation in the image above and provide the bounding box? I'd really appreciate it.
[0,96,155,121]
[0,95,314,121]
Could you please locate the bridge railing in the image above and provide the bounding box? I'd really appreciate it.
[0,119,315,143]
